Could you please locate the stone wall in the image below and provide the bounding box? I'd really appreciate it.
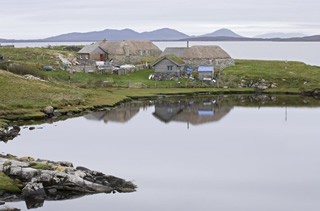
[184,58,235,69]
[154,72,182,81]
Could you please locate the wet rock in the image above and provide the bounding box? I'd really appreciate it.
[0,201,5,205]
[0,207,20,211]
[2,124,8,130]
[29,127,35,130]
[22,183,47,199]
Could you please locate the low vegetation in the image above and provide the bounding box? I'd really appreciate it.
[0,172,22,196]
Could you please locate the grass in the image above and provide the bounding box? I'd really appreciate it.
[0,70,91,113]
[222,60,320,90]
[29,163,52,170]
[0,172,22,196]
[0,47,76,68]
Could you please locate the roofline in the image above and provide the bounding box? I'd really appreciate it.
[152,56,185,67]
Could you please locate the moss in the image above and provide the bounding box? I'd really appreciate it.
[0,172,22,196]
[29,163,52,170]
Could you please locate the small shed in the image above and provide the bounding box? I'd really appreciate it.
[198,66,214,80]
[153,54,185,81]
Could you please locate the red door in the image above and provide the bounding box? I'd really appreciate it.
[100,54,104,61]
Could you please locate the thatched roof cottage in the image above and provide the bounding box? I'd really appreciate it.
[161,45,234,69]
[152,54,186,81]
[180,45,234,69]
[78,40,162,65]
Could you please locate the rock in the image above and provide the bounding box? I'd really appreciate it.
[29,127,35,130]
[271,84,277,88]
[257,85,268,90]
[2,124,9,130]
[22,183,46,199]
[43,106,54,115]
[0,207,20,211]
[57,161,73,167]
[67,111,73,116]
[53,110,61,117]
[0,201,5,205]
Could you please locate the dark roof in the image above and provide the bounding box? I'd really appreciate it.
[78,43,107,54]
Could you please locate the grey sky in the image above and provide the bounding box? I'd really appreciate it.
[1,0,319,39]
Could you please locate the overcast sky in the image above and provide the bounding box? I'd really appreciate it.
[1,0,319,39]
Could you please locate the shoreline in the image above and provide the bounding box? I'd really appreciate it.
[1,88,319,128]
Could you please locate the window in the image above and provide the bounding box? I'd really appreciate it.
[85,55,89,60]
[80,55,82,59]
[167,66,173,71]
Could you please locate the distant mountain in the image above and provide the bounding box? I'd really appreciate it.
[140,28,189,40]
[255,32,306,39]
[199,28,242,38]
[43,28,189,41]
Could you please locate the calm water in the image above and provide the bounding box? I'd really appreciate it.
[1,95,320,211]
[5,41,320,66]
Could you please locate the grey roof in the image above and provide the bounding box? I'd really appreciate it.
[181,46,232,59]
[160,47,188,57]
[78,43,106,54]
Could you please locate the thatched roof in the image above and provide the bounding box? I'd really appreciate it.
[181,45,231,59]
[96,40,161,56]
[153,54,185,66]
[161,47,188,57]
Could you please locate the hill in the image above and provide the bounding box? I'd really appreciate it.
[199,28,242,38]
[43,28,189,41]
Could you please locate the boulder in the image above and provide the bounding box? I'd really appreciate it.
[43,106,54,115]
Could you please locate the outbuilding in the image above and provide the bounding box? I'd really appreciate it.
[198,66,214,80]
[153,54,185,81]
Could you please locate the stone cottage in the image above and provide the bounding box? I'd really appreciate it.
[152,54,186,80]
[180,45,234,69]
[78,40,162,65]
[161,46,234,69]
[78,44,107,61]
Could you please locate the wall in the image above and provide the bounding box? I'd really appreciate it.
[184,58,235,69]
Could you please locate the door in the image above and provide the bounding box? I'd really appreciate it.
[100,54,104,61]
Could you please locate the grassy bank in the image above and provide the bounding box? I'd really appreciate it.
[222,60,320,91]
[0,59,319,123]
[0,172,22,196]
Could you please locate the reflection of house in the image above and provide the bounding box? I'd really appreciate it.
[84,103,141,123]
[153,55,186,81]
[78,40,162,65]
[153,100,232,125]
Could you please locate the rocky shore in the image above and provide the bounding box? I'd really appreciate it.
[0,154,136,209]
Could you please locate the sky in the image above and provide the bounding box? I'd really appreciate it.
[1,0,320,39]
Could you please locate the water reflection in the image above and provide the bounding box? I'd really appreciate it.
[152,100,232,126]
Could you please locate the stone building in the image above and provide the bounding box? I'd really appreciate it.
[152,54,186,80]
[78,44,107,61]
[161,45,234,69]
[78,40,162,65]
[180,45,234,69]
